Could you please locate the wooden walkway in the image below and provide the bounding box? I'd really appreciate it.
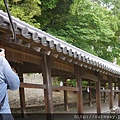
[14,99,118,120]
[53,98,118,113]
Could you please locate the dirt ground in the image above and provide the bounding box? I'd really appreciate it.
[11,91,78,113]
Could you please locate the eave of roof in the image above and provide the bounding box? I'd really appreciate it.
[0,10,120,78]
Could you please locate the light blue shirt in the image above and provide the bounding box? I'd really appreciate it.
[0,56,20,119]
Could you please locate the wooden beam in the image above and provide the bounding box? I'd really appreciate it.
[52,86,78,91]
[108,76,113,109]
[32,46,41,52]
[51,69,74,78]
[51,53,58,58]
[20,82,45,89]
[75,65,84,113]
[113,90,120,92]
[88,81,92,107]
[16,66,26,117]
[0,43,41,65]
[66,58,72,63]
[118,78,120,107]
[83,73,98,82]
[103,82,106,103]
[53,61,98,81]
[114,82,116,99]
[100,89,111,92]
[59,56,66,60]
[53,61,74,73]
[63,79,69,111]
[42,54,54,120]
[41,49,51,55]
[103,75,108,80]
[95,73,101,114]
[73,61,78,65]
[16,39,22,45]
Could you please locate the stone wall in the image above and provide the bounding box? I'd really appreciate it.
[8,73,44,107]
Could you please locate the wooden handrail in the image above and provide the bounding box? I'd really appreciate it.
[52,86,79,91]
[20,82,46,89]
[100,89,111,92]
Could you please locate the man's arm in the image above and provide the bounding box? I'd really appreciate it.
[2,57,20,90]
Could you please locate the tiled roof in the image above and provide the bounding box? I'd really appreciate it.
[0,10,120,78]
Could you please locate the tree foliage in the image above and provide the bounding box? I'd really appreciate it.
[0,0,120,64]
[91,0,120,44]
[0,0,41,28]
[39,0,73,30]
[45,0,120,63]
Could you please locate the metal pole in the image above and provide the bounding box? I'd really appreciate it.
[3,0,16,42]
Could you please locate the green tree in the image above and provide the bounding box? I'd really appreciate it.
[45,0,120,63]
[0,0,41,28]
[39,0,73,30]
[90,0,120,42]
[90,0,120,64]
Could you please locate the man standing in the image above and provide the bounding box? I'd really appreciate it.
[0,48,20,120]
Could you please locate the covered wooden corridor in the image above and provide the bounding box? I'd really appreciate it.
[0,10,120,120]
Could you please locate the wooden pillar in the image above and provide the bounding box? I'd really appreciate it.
[114,82,116,99]
[16,66,26,117]
[103,82,106,103]
[63,79,69,111]
[42,54,54,120]
[75,65,84,113]
[96,73,101,114]
[118,78,120,107]
[88,81,92,107]
[108,76,113,109]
